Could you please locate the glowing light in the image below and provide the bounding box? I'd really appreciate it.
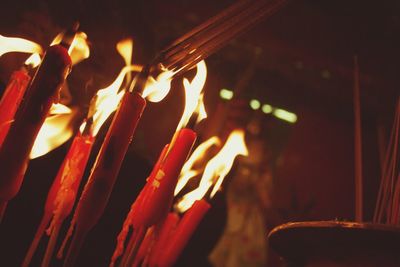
[176,60,207,131]
[196,93,207,124]
[50,31,90,65]
[175,129,248,212]
[90,65,137,136]
[174,136,221,196]
[262,104,273,114]
[117,38,133,83]
[24,53,41,68]
[142,70,174,102]
[0,35,42,57]
[250,99,261,110]
[30,105,76,159]
[273,108,297,123]
[219,89,233,100]
[69,32,90,65]
[49,103,72,115]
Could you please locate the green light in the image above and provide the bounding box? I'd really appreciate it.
[249,99,261,110]
[273,108,297,123]
[219,89,233,100]
[261,104,273,114]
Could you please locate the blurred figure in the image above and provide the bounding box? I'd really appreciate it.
[208,98,273,267]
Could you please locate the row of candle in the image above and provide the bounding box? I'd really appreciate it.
[0,28,248,267]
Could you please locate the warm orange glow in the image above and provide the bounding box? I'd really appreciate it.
[90,65,137,136]
[69,32,90,65]
[24,53,41,68]
[174,136,221,196]
[117,38,134,84]
[176,60,207,131]
[49,103,72,115]
[30,104,76,159]
[50,33,63,46]
[0,35,42,57]
[50,31,90,65]
[117,38,133,69]
[142,70,174,102]
[196,93,207,124]
[175,129,248,212]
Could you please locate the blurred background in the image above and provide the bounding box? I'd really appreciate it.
[0,0,399,266]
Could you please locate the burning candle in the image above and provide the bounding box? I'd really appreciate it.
[0,27,76,220]
[111,61,207,267]
[146,212,180,267]
[61,66,173,266]
[35,132,94,267]
[0,54,41,147]
[23,39,142,267]
[157,199,210,267]
[152,129,248,266]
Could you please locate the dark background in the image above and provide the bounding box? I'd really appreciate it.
[0,0,399,266]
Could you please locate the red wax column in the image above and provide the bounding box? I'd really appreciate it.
[158,199,210,267]
[63,91,146,267]
[132,128,197,228]
[0,44,72,218]
[147,212,180,267]
[23,133,94,267]
[110,145,169,267]
[133,227,155,267]
[0,69,31,147]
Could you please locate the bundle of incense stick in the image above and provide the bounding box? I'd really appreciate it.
[153,0,288,77]
[374,98,400,224]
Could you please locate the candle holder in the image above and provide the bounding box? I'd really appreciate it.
[268,221,400,267]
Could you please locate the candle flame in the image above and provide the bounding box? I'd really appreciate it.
[69,32,90,65]
[30,104,76,159]
[196,93,207,124]
[174,136,221,196]
[0,35,42,57]
[24,53,41,68]
[117,38,133,69]
[90,65,137,136]
[50,31,90,65]
[175,129,248,212]
[142,70,174,102]
[117,38,134,85]
[176,60,207,131]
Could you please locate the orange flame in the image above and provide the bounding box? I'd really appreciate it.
[69,32,90,65]
[30,104,76,159]
[174,136,221,196]
[24,53,41,68]
[0,35,42,57]
[117,38,134,85]
[142,70,174,102]
[176,60,207,131]
[175,129,248,212]
[50,31,90,65]
[90,65,137,136]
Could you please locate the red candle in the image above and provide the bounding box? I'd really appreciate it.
[157,199,210,267]
[0,69,31,147]
[114,129,196,267]
[0,43,72,219]
[22,132,94,267]
[110,145,169,267]
[62,91,146,267]
[132,129,197,228]
[147,212,180,267]
[132,227,155,267]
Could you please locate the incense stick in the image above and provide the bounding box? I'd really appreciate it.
[154,0,288,76]
[353,56,363,222]
[374,99,400,224]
